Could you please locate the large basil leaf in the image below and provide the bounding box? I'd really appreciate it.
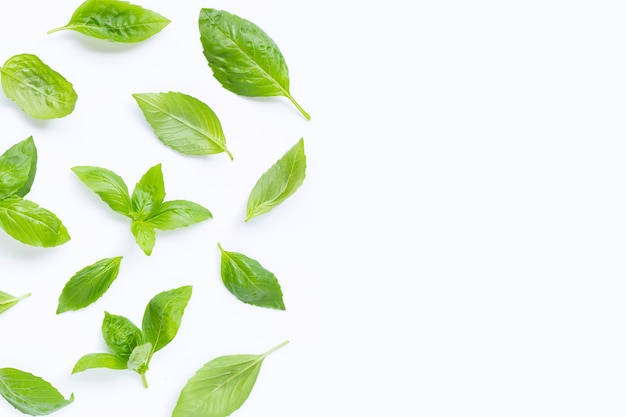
[198,8,310,120]
[0,368,74,415]
[172,341,288,417]
[71,166,131,216]
[56,257,123,314]
[246,138,306,221]
[0,196,70,247]
[0,137,37,199]
[133,92,233,159]
[72,353,127,374]
[147,200,212,231]
[0,291,30,315]
[48,0,170,43]
[218,243,285,310]
[102,312,143,361]
[0,54,77,120]
[142,285,192,356]
[131,163,165,220]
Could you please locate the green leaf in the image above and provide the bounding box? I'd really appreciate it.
[102,312,143,361]
[72,353,127,374]
[172,341,288,417]
[0,54,77,120]
[48,0,170,43]
[0,368,74,415]
[131,163,165,220]
[198,9,309,120]
[131,220,156,256]
[0,137,37,199]
[133,92,233,159]
[71,165,131,216]
[218,243,285,310]
[0,291,30,315]
[147,200,212,231]
[126,342,151,374]
[142,285,192,356]
[57,257,123,314]
[0,196,70,247]
[246,138,306,221]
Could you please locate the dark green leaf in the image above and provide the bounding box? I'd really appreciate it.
[57,257,123,314]
[133,92,233,159]
[142,286,192,356]
[147,200,212,231]
[72,353,127,374]
[0,54,77,119]
[131,163,165,220]
[218,243,285,310]
[102,312,143,361]
[246,138,306,221]
[0,137,37,199]
[71,165,131,216]
[0,196,70,247]
[0,291,30,315]
[0,368,74,415]
[48,0,170,43]
[131,220,156,256]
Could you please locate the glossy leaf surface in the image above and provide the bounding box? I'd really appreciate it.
[147,200,212,231]
[0,291,30,315]
[71,166,131,216]
[0,196,70,247]
[131,163,165,220]
[102,312,143,360]
[72,353,127,374]
[0,137,37,199]
[142,286,192,356]
[0,368,73,415]
[131,220,156,256]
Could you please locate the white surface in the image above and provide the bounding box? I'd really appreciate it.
[1,0,626,416]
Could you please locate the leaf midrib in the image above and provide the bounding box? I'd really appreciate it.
[0,68,73,106]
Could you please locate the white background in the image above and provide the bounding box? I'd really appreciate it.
[1,0,626,416]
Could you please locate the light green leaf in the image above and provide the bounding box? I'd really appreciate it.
[57,257,123,314]
[48,0,170,43]
[246,138,306,221]
[0,137,37,199]
[71,165,131,216]
[218,243,285,310]
[142,286,192,356]
[199,9,309,120]
[0,368,74,415]
[172,341,288,417]
[131,220,156,256]
[0,54,77,120]
[133,92,233,159]
[147,200,212,231]
[102,312,143,361]
[72,353,127,374]
[0,196,70,247]
[131,163,165,220]
[127,342,151,373]
[0,291,30,315]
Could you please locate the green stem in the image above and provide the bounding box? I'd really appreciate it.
[141,373,148,389]
[47,27,67,35]
[285,94,310,121]
[16,293,31,302]
[263,340,290,358]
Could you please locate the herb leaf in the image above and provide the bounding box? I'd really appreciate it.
[0,196,70,247]
[0,137,37,199]
[131,220,156,256]
[199,9,309,120]
[218,243,285,310]
[48,0,170,43]
[72,353,127,374]
[142,285,192,356]
[102,312,144,360]
[57,257,123,314]
[133,92,233,159]
[0,54,77,120]
[0,368,74,415]
[0,291,30,315]
[172,341,288,417]
[246,138,306,221]
[71,166,131,216]
[131,163,165,220]
[147,200,212,231]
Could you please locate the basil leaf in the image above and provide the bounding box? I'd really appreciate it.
[172,341,288,417]
[0,54,77,120]
[57,257,123,314]
[71,166,132,216]
[131,220,156,256]
[246,138,306,221]
[0,368,74,415]
[102,312,143,360]
[147,200,212,231]
[131,163,165,220]
[198,9,309,120]
[0,196,70,247]
[0,137,37,199]
[48,0,170,43]
[133,92,233,159]
[72,353,127,374]
[142,285,192,356]
[0,291,30,315]
[218,243,285,310]
[127,342,151,373]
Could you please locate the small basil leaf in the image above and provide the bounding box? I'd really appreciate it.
[218,243,285,310]
[127,342,151,373]
[48,0,170,43]
[0,54,77,120]
[131,220,156,256]
[102,312,143,360]
[0,291,30,315]
[142,286,192,355]
[133,92,233,159]
[172,341,288,417]
[0,137,37,199]
[147,200,212,231]
[131,163,165,220]
[72,353,127,374]
[71,166,131,216]
[246,138,306,221]
[199,9,309,120]
[0,368,74,415]
[0,196,70,247]
[57,256,123,314]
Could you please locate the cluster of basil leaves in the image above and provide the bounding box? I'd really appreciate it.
[0,0,308,416]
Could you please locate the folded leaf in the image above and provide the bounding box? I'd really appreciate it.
[142,286,192,356]
[72,353,127,374]
[72,166,132,216]
[102,312,143,361]
[131,163,165,220]
[0,368,74,415]
[0,291,30,315]
[147,200,212,231]
[0,196,70,247]
[0,137,37,199]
